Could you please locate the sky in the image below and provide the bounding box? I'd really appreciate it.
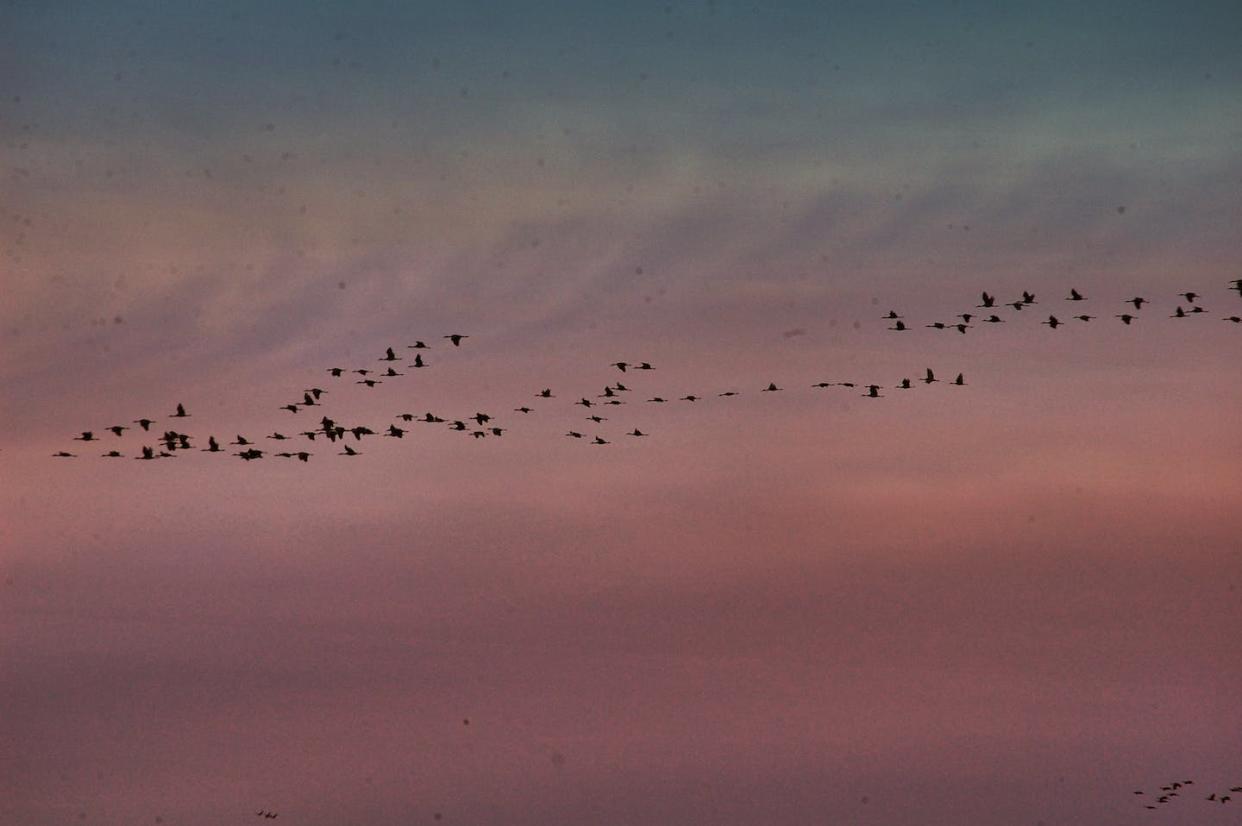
[2,1,1241,824]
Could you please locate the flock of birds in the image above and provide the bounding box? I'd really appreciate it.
[48,280,1242,462]
[1133,779,1241,811]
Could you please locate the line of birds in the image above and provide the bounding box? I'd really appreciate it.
[49,362,967,459]
[885,281,1242,332]
[47,279,1242,461]
[1132,779,1240,810]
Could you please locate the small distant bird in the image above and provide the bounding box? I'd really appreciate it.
[1116,313,1136,325]
[982,315,1004,323]
[897,378,912,389]
[926,322,947,330]
[357,378,381,387]
[762,382,781,392]
[108,425,128,437]
[647,397,667,403]
[306,387,326,400]
[489,427,505,436]
[576,398,593,408]
[353,368,372,376]
[280,404,299,413]
[680,395,700,402]
[380,347,398,361]
[1006,300,1025,311]
[958,313,974,323]
[883,310,903,319]
[74,431,97,441]
[1170,306,1187,318]
[953,373,966,386]
[812,382,832,389]
[1074,314,1095,322]
[327,367,344,377]
[636,362,654,370]
[1125,296,1147,310]
[379,367,400,377]
[444,334,468,346]
[386,425,405,438]
[977,291,996,308]
[407,340,429,349]
[1022,290,1037,305]
[923,368,938,384]
[172,403,189,418]
[586,415,607,423]
[340,444,359,456]
[102,450,123,458]
[514,406,533,413]
[863,385,882,398]
[1179,291,1198,303]
[1224,316,1242,323]
[953,323,970,334]
[409,354,426,368]
[267,432,288,441]
[1042,315,1061,329]
[566,431,583,439]
[889,320,908,331]
[592,436,609,445]
[203,436,221,452]
[133,418,155,431]
[538,389,554,398]
[628,429,646,437]
[53,451,76,458]
[719,391,740,396]
[1067,288,1085,301]
[612,361,629,372]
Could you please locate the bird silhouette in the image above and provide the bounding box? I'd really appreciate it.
[1178,291,1199,303]
[884,310,904,319]
[762,382,781,392]
[133,418,155,431]
[74,431,96,441]
[172,403,189,418]
[628,429,646,437]
[863,385,882,398]
[1067,288,1085,301]
[977,291,996,308]
[203,436,221,452]
[1042,315,1061,329]
[327,367,344,377]
[280,404,299,413]
[444,334,468,346]
[538,388,554,398]
[1227,316,1242,323]
[1074,314,1095,322]
[108,425,128,437]
[1170,306,1187,318]
[380,347,398,361]
[53,451,76,458]
[953,373,966,386]
[1126,296,1147,310]
[982,315,1004,323]
[889,320,908,331]
[407,340,429,349]
[612,361,629,372]
[923,368,938,384]
[409,354,427,369]
[1116,313,1136,325]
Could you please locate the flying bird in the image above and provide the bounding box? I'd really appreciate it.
[444,334,468,346]
[1067,288,1085,301]
[977,291,996,308]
